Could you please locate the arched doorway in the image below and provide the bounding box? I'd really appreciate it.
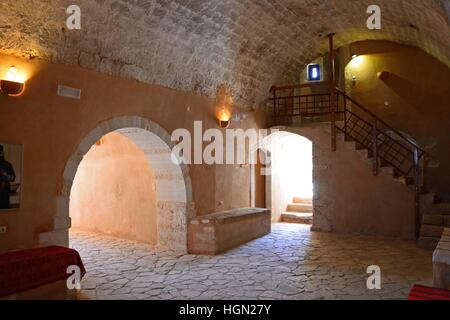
[70,131,159,245]
[42,116,193,252]
[252,131,313,225]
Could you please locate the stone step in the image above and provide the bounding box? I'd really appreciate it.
[395,176,416,186]
[292,197,312,205]
[286,203,313,213]
[418,236,441,250]
[356,149,370,159]
[379,166,395,176]
[281,212,313,225]
[422,214,450,227]
[343,140,357,151]
[421,193,437,207]
[426,203,450,214]
[423,214,444,226]
[420,225,444,238]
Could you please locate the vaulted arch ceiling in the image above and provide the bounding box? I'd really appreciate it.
[1,0,449,107]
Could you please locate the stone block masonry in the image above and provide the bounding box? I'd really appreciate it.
[433,228,450,290]
[188,208,271,255]
[1,0,449,107]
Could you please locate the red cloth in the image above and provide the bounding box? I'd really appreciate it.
[0,246,86,297]
[408,285,450,300]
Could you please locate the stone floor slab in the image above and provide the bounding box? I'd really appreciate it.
[70,224,433,300]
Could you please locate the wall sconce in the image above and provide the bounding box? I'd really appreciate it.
[1,67,25,96]
[218,108,231,129]
[351,76,357,86]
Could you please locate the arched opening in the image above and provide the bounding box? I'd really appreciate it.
[68,125,190,250]
[44,116,193,253]
[252,131,313,226]
[70,132,159,244]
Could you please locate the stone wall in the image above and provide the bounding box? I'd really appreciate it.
[70,132,158,245]
[276,125,416,239]
[1,0,449,106]
[339,40,450,202]
[0,53,261,252]
[157,201,188,251]
[188,208,271,255]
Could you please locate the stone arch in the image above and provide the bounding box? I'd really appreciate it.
[40,116,194,252]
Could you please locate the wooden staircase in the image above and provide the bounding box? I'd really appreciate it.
[281,197,313,225]
[269,84,448,247]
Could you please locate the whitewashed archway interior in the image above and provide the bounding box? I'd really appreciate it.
[251,130,313,223]
[39,116,193,252]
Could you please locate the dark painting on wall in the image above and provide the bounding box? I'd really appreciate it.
[0,143,23,210]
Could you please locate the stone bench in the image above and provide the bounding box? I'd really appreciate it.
[433,228,450,290]
[188,208,271,255]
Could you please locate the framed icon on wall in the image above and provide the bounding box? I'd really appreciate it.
[0,143,23,211]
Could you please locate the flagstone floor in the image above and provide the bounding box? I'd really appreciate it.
[70,223,433,300]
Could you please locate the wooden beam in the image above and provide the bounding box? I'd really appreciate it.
[328,33,336,152]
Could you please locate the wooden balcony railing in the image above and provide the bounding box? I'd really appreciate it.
[269,84,429,237]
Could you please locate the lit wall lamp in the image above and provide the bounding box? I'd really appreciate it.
[218,108,232,129]
[1,67,26,96]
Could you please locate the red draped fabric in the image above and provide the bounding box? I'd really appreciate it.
[0,246,86,297]
[408,285,450,300]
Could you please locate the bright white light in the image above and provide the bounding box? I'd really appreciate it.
[280,135,313,199]
[5,66,26,83]
[350,55,365,69]
[312,67,318,79]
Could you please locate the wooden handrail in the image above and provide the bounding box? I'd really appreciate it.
[269,84,428,155]
[269,81,329,92]
[268,92,331,100]
[335,88,427,155]
[269,82,429,238]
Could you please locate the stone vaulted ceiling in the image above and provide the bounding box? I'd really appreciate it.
[1,0,449,107]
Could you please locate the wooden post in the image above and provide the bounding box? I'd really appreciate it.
[343,95,348,141]
[273,89,277,122]
[414,148,421,238]
[328,33,336,151]
[372,118,379,176]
